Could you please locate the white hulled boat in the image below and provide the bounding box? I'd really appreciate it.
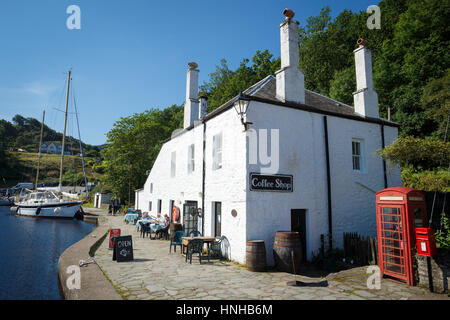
[13,190,82,218]
[13,70,88,219]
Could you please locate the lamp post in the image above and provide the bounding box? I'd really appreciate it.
[233,91,253,131]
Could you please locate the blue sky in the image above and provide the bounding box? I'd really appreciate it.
[0,0,378,146]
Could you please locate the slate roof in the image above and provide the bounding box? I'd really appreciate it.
[244,75,384,119]
[167,74,398,142]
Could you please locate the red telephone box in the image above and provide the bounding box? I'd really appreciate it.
[376,187,428,285]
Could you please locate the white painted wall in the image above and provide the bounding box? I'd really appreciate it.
[244,101,401,264]
[137,107,248,263]
[137,100,400,265]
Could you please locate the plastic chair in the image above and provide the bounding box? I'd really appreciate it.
[189,230,202,237]
[156,226,170,240]
[185,238,207,264]
[208,236,226,260]
[170,231,185,253]
[140,223,152,238]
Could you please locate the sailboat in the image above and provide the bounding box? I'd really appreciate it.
[13,70,85,218]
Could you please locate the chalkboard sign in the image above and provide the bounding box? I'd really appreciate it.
[112,235,134,262]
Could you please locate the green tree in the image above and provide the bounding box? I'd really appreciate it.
[102,105,183,203]
[375,0,450,137]
[421,70,450,140]
[329,66,355,106]
[201,50,280,112]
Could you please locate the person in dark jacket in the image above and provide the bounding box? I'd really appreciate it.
[112,197,120,216]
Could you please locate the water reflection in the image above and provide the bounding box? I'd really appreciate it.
[0,207,95,300]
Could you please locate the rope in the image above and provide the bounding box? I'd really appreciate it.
[71,81,89,198]
[78,257,96,267]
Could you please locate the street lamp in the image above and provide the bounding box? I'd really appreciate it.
[233,91,253,131]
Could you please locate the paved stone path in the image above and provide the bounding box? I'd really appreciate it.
[92,209,447,300]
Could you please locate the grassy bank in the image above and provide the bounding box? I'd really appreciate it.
[1,152,103,188]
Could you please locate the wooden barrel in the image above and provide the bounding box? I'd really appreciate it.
[246,240,266,272]
[273,231,303,273]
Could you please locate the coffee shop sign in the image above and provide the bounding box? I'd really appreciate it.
[250,173,293,192]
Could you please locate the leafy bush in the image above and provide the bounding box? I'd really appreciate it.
[435,214,450,249]
[401,166,450,192]
[378,136,450,170]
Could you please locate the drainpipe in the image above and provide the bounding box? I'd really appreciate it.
[201,120,206,235]
[380,124,388,188]
[323,116,333,250]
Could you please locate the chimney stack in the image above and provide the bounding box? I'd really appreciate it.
[198,91,208,119]
[275,9,305,105]
[352,39,379,118]
[184,62,199,128]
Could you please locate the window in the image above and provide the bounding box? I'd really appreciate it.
[148,201,152,212]
[352,139,365,171]
[212,133,223,170]
[157,199,162,214]
[188,144,195,174]
[171,151,176,177]
[150,183,153,193]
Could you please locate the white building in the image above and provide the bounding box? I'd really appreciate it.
[94,192,113,209]
[136,10,401,265]
[41,142,71,155]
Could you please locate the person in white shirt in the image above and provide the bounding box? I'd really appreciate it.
[153,212,164,225]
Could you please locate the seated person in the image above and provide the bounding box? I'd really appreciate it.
[153,212,165,225]
[142,212,150,220]
[155,214,170,239]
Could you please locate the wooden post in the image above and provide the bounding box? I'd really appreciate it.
[387,106,391,121]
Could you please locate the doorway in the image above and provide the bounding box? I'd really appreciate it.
[291,209,307,261]
[183,201,198,236]
[169,200,174,222]
[214,202,222,237]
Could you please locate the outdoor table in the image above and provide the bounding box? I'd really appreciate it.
[181,237,216,255]
[135,219,152,231]
[124,213,139,224]
[150,223,163,233]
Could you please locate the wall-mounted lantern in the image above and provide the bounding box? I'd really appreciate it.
[234,91,253,131]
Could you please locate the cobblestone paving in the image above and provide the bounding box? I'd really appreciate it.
[92,211,444,300]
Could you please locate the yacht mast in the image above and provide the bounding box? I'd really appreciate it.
[58,70,71,192]
[35,110,45,191]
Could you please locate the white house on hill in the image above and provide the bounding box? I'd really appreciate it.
[135,10,401,265]
[41,142,71,155]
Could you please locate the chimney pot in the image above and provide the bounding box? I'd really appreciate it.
[357,38,367,47]
[188,62,198,69]
[283,8,295,20]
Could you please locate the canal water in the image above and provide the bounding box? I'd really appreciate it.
[0,206,95,299]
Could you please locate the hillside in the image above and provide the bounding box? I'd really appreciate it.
[0,114,101,157]
[1,151,104,188]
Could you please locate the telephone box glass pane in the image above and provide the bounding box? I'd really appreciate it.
[380,207,405,276]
